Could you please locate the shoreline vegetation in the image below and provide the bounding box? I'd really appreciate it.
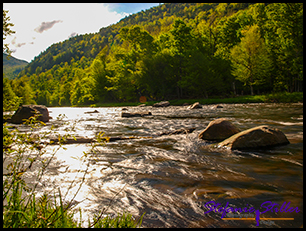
[3,93,302,115]
[83,92,303,108]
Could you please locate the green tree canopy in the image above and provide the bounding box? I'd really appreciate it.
[230,24,272,95]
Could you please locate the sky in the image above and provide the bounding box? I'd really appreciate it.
[3,3,161,63]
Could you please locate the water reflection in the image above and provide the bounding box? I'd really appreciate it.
[18,103,303,227]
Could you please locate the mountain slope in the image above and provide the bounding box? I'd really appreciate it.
[3,53,28,79]
[18,3,252,77]
[8,3,301,107]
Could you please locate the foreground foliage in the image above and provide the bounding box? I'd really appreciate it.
[3,115,144,228]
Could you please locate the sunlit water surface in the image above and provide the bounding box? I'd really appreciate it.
[11,103,303,227]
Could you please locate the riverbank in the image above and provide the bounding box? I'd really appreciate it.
[90,92,303,107]
[2,92,303,114]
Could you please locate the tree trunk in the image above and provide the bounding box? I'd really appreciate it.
[232,81,236,95]
[250,85,254,96]
[176,86,180,99]
[250,74,254,95]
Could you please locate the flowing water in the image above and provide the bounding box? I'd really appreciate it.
[9,103,303,227]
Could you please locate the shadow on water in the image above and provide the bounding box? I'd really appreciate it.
[10,103,303,227]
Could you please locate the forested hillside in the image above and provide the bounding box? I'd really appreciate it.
[3,53,28,79]
[4,3,303,108]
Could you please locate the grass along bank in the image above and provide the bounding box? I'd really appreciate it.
[170,92,303,106]
[90,92,303,107]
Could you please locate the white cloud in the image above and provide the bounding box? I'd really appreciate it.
[3,3,129,62]
[34,20,63,33]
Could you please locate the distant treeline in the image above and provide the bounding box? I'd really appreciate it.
[3,3,303,109]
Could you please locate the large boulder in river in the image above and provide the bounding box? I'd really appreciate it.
[153,101,170,107]
[199,118,240,141]
[121,111,152,118]
[11,105,50,124]
[218,125,290,150]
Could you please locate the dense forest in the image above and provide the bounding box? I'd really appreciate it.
[3,3,303,109]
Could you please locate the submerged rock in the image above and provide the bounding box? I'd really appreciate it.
[11,105,50,124]
[199,118,240,141]
[121,111,152,118]
[211,105,223,109]
[218,125,290,150]
[158,127,196,136]
[84,110,99,114]
[153,101,170,107]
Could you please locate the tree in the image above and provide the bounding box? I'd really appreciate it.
[90,58,109,102]
[169,19,193,56]
[70,69,95,106]
[3,78,21,111]
[106,59,139,102]
[58,81,71,106]
[105,26,157,102]
[139,50,176,100]
[264,3,303,92]
[3,9,15,56]
[36,89,51,105]
[3,8,19,111]
[11,76,36,105]
[230,24,271,95]
[119,26,155,56]
[169,19,194,98]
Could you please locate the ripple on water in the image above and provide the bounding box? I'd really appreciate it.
[12,103,303,228]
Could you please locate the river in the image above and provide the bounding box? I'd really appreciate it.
[10,103,303,227]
